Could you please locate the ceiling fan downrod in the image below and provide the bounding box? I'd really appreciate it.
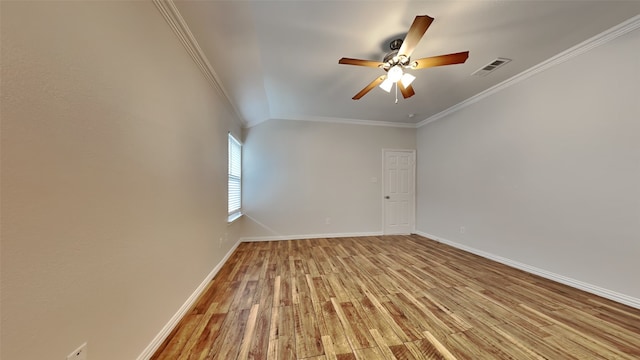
[389,38,403,51]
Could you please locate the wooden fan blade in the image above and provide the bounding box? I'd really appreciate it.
[339,58,384,68]
[412,51,469,69]
[398,82,415,99]
[353,76,385,100]
[398,15,434,58]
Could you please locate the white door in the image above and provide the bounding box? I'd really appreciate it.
[383,149,416,235]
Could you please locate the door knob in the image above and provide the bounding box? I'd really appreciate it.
[385,196,390,199]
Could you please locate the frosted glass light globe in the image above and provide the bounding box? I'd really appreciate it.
[387,65,403,82]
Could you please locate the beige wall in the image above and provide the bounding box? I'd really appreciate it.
[241,119,416,239]
[416,27,640,301]
[1,2,241,359]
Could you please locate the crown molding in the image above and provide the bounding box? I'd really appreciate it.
[258,115,418,129]
[417,14,640,128]
[152,0,246,127]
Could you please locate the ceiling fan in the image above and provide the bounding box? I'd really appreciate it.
[339,15,469,101]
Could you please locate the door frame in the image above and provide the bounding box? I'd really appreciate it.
[381,148,416,235]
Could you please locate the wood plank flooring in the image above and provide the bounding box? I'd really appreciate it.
[151,235,640,359]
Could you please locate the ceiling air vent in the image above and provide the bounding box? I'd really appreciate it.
[472,58,511,77]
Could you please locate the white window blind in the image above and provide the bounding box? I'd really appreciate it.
[228,134,242,218]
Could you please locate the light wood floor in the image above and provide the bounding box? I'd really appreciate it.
[151,235,640,360]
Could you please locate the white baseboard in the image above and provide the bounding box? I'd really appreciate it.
[414,231,640,310]
[241,231,383,242]
[136,239,242,360]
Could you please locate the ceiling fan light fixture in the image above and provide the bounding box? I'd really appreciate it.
[401,73,416,87]
[338,15,469,101]
[387,65,403,83]
[379,78,394,92]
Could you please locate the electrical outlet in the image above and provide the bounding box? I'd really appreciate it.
[460,226,466,234]
[325,217,331,225]
[67,342,87,360]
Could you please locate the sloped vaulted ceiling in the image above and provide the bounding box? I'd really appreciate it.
[171,0,640,127]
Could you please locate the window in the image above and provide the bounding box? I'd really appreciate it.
[228,133,242,222]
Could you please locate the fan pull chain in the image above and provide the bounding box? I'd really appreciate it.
[395,82,399,104]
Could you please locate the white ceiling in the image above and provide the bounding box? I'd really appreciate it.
[173,1,640,127]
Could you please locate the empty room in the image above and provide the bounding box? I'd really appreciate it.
[2,1,639,359]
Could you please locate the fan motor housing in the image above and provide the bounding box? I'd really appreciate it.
[383,50,399,64]
[382,39,411,70]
